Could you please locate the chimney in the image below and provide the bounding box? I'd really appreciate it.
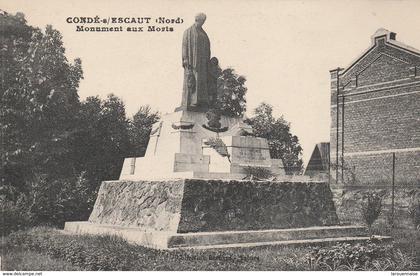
[371,28,397,45]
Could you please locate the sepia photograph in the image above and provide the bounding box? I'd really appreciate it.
[0,0,419,274]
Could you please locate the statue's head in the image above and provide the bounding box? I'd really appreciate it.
[194,13,207,27]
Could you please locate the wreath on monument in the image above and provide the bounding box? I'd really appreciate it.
[202,108,228,133]
[203,137,231,163]
[202,108,231,162]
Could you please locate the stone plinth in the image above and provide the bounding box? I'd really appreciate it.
[88,179,338,233]
[62,178,391,249]
[119,110,285,180]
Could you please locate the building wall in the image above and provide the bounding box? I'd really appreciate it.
[330,32,420,187]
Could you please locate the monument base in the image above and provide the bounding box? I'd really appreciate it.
[86,179,340,233]
[62,178,393,249]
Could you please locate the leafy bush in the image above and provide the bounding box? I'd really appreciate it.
[0,196,31,236]
[361,192,383,231]
[245,103,303,174]
[25,172,95,228]
[308,240,415,271]
[215,68,247,117]
[1,172,96,236]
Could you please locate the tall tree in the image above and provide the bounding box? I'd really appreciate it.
[214,68,247,117]
[128,105,160,157]
[0,12,133,229]
[1,12,83,198]
[71,95,131,187]
[246,103,303,174]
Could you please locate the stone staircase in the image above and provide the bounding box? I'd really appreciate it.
[64,222,392,250]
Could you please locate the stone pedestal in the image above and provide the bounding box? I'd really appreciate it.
[88,179,339,232]
[64,179,391,249]
[119,110,285,180]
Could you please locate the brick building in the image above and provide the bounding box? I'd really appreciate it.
[330,29,420,187]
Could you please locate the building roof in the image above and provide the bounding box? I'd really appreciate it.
[339,29,420,76]
[304,142,330,175]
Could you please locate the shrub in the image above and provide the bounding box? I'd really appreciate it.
[26,172,95,228]
[1,171,97,236]
[361,192,382,231]
[0,195,31,236]
[307,240,415,271]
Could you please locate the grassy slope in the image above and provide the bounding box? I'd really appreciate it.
[1,227,309,271]
[371,223,420,265]
[2,249,83,271]
[1,224,418,271]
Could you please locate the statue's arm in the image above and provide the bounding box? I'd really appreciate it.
[208,37,211,60]
[182,30,189,68]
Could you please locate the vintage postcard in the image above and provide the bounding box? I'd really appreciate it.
[0,0,419,274]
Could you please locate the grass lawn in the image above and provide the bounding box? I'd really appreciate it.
[1,225,418,271]
[371,223,420,266]
[1,248,83,271]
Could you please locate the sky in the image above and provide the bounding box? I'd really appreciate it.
[2,0,420,164]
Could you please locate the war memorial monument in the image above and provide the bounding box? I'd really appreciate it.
[64,14,389,249]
